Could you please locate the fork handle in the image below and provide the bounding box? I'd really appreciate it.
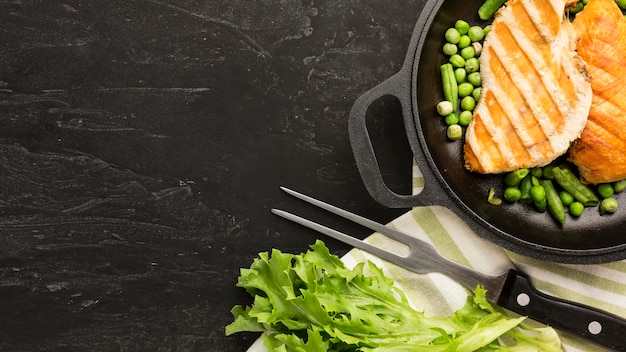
[498,269,625,351]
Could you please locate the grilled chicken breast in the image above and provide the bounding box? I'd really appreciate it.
[568,0,626,184]
[464,0,592,174]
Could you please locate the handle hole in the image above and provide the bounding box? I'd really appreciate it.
[364,94,413,198]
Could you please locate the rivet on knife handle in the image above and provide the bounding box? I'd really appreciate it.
[498,269,625,351]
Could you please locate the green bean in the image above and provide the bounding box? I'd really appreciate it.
[615,0,626,9]
[458,110,473,126]
[597,183,614,199]
[461,96,476,111]
[613,179,626,193]
[447,124,463,141]
[478,0,507,20]
[504,168,529,187]
[445,28,461,44]
[443,43,458,56]
[467,72,482,87]
[519,174,533,204]
[483,25,491,36]
[541,180,566,224]
[440,64,458,110]
[531,175,540,186]
[504,187,521,202]
[488,187,502,205]
[569,201,584,217]
[600,197,618,214]
[530,184,546,212]
[559,190,574,207]
[455,20,470,35]
[552,167,599,206]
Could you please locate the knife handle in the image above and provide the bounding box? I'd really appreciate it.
[498,269,624,351]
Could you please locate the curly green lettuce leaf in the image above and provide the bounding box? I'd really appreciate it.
[226,240,562,352]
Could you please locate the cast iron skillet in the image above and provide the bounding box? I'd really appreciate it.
[349,0,626,264]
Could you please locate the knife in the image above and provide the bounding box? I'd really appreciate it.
[273,186,625,351]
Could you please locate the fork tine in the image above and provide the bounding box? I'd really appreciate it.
[279,186,416,246]
[271,208,406,266]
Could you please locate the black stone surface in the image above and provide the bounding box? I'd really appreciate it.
[0,1,424,350]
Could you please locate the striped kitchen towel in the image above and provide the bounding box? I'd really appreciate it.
[246,163,626,351]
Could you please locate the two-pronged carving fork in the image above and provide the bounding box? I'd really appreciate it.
[272,186,625,351]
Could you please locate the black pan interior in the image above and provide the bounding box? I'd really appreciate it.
[413,0,626,253]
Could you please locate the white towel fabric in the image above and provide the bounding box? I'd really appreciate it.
[246,163,626,351]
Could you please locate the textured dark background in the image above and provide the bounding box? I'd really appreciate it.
[0,0,424,350]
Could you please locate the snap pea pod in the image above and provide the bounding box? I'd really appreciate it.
[540,180,566,224]
[478,0,507,20]
[440,63,458,110]
[552,167,599,206]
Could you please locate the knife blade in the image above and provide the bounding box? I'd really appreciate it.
[273,186,625,351]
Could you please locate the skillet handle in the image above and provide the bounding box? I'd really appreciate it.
[349,70,441,209]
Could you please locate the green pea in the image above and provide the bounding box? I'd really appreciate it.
[465,57,480,73]
[458,35,471,49]
[467,72,482,87]
[455,20,470,35]
[542,165,556,180]
[450,54,466,68]
[569,201,584,217]
[461,96,476,111]
[445,28,461,44]
[559,191,574,207]
[530,167,543,178]
[443,43,458,56]
[530,184,546,202]
[483,25,491,36]
[455,68,467,83]
[600,197,618,214]
[458,110,473,126]
[460,46,475,60]
[468,26,485,42]
[458,82,474,97]
[445,113,459,125]
[472,87,482,101]
[436,101,454,116]
[504,187,522,202]
[447,124,463,140]
[569,1,584,13]
[597,183,615,198]
[612,179,626,193]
